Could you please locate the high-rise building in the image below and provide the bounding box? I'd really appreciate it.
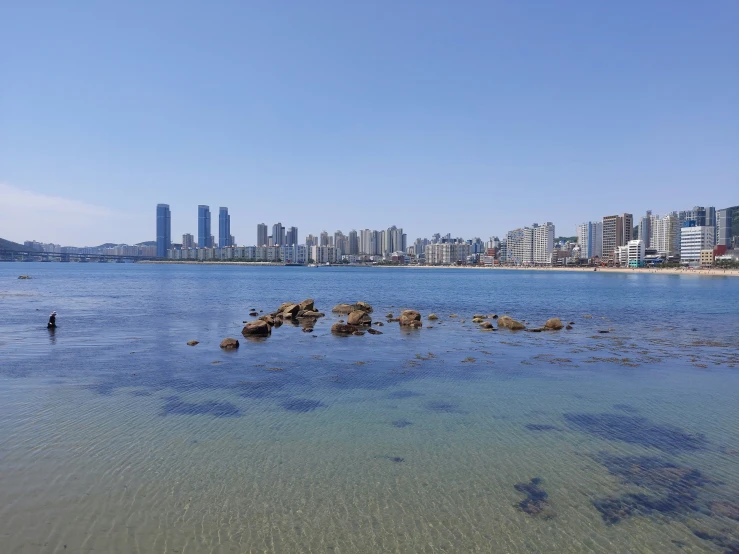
[637,211,652,248]
[506,227,534,265]
[627,240,646,267]
[182,233,194,249]
[271,223,285,246]
[218,207,231,247]
[602,214,632,261]
[717,206,739,249]
[652,214,679,257]
[533,222,555,264]
[425,242,471,264]
[305,234,317,248]
[198,205,211,248]
[156,204,171,258]
[285,226,298,246]
[319,231,329,247]
[257,223,268,246]
[348,230,359,255]
[680,226,715,265]
[576,221,602,259]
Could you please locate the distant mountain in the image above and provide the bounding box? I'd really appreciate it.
[135,241,156,246]
[0,237,25,251]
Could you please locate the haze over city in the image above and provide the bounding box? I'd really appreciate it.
[2,1,738,246]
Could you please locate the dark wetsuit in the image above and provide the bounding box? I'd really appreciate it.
[47,314,56,329]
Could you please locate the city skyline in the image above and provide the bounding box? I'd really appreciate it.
[2,2,738,246]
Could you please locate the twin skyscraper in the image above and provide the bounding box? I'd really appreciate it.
[156,204,233,258]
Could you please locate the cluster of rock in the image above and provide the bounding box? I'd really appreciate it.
[243,298,325,338]
[466,314,571,332]
[330,303,424,335]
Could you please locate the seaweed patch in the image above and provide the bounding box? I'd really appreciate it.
[514,477,554,519]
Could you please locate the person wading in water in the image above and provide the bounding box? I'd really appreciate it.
[47,311,57,329]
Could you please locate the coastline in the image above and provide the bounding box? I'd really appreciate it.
[138,260,739,277]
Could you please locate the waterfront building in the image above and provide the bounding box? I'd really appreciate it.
[637,211,652,248]
[347,230,359,255]
[680,226,715,265]
[281,244,308,264]
[505,227,534,265]
[310,245,338,263]
[602,213,633,262]
[218,207,231,247]
[197,205,212,248]
[700,249,715,267]
[533,222,555,265]
[576,221,603,260]
[627,239,646,267]
[717,206,739,249]
[182,233,194,249]
[257,223,268,246]
[424,242,471,265]
[652,214,679,257]
[156,204,171,258]
[272,223,285,246]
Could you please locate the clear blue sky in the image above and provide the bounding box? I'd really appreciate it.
[1,0,737,246]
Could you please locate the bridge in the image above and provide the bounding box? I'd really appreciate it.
[0,247,157,263]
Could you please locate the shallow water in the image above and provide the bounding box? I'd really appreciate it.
[1,263,738,553]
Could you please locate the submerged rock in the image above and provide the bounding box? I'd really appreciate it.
[472,317,484,324]
[187,340,199,346]
[347,310,372,326]
[428,313,439,320]
[242,320,271,337]
[300,310,325,318]
[219,337,239,349]
[331,323,357,335]
[367,328,382,335]
[399,310,422,328]
[544,318,564,330]
[566,325,573,330]
[480,321,494,330]
[514,478,555,519]
[498,316,526,330]
[711,501,739,521]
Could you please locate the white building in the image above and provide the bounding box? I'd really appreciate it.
[652,214,679,257]
[505,227,534,265]
[576,221,602,260]
[310,245,338,264]
[680,226,714,265]
[615,245,629,267]
[627,239,646,267]
[533,222,555,265]
[424,242,471,265]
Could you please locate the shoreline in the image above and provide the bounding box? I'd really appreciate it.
[138,260,739,277]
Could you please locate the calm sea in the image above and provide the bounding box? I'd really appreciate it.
[1,263,738,553]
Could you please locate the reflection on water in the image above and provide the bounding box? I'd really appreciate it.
[0,263,738,553]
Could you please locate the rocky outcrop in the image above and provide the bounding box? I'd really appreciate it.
[355,301,373,313]
[331,323,357,335]
[298,298,314,311]
[277,302,293,313]
[399,310,422,328]
[473,314,487,319]
[367,328,382,335]
[332,303,355,314]
[480,321,494,330]
[259,314,275,326]
[544,318,564,330]
[428,314,439,320]
[187,340,199,346]
[242,320,271,337]
[347,310,372,326]
[498,315,526,330]
[282,303,300,318]
[220,337,239,349]
[472,317,484,323]
[300,311,325,318]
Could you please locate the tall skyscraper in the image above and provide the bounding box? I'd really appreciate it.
[272,223,285,246]
[637,211,652,248]
[218,207,231,247]
[320,231,329,246]
[348,230,359,255]
[717,206,739,248]
[602,214,633,261]
[532,223,555,264]
[198,205,212,248]
[652,214,679,256]
[286,226,298,246]
[156,204,171,258]
[505,226,534,265]
[257,223,268,246]
[576,221,602,259]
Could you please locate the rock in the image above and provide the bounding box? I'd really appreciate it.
[480,321,494,329]
[386,312,393,318]
[568,322,575,325]
[277,302,294,313]
[473,314,486,319]
[527,328,543,333]
[566,325,573,330]
[544,318,564,330]
[282,303,300,317]
[428,314,439,320]
[352,330,365,336]
[374,321,384,326]
[399,310,422,327]
[472,317,484,324]
[17,275,32,279]
[367,328,382,335]
[355,301,373,313]
[298,298,314,311]
[498,315,526,330]
[332,303,356,314]
[249,311,258,317]
[450,314,458,318]
[258,315,273,327]
[347,310,372,326]
[242,320,271,337]
[598,330,610,334]
[220,337,239,349]
[300,311,325,318]
[331,323,357,335]
[187,340,199,346]
[490,314,498,319]
[302,327,313,333]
